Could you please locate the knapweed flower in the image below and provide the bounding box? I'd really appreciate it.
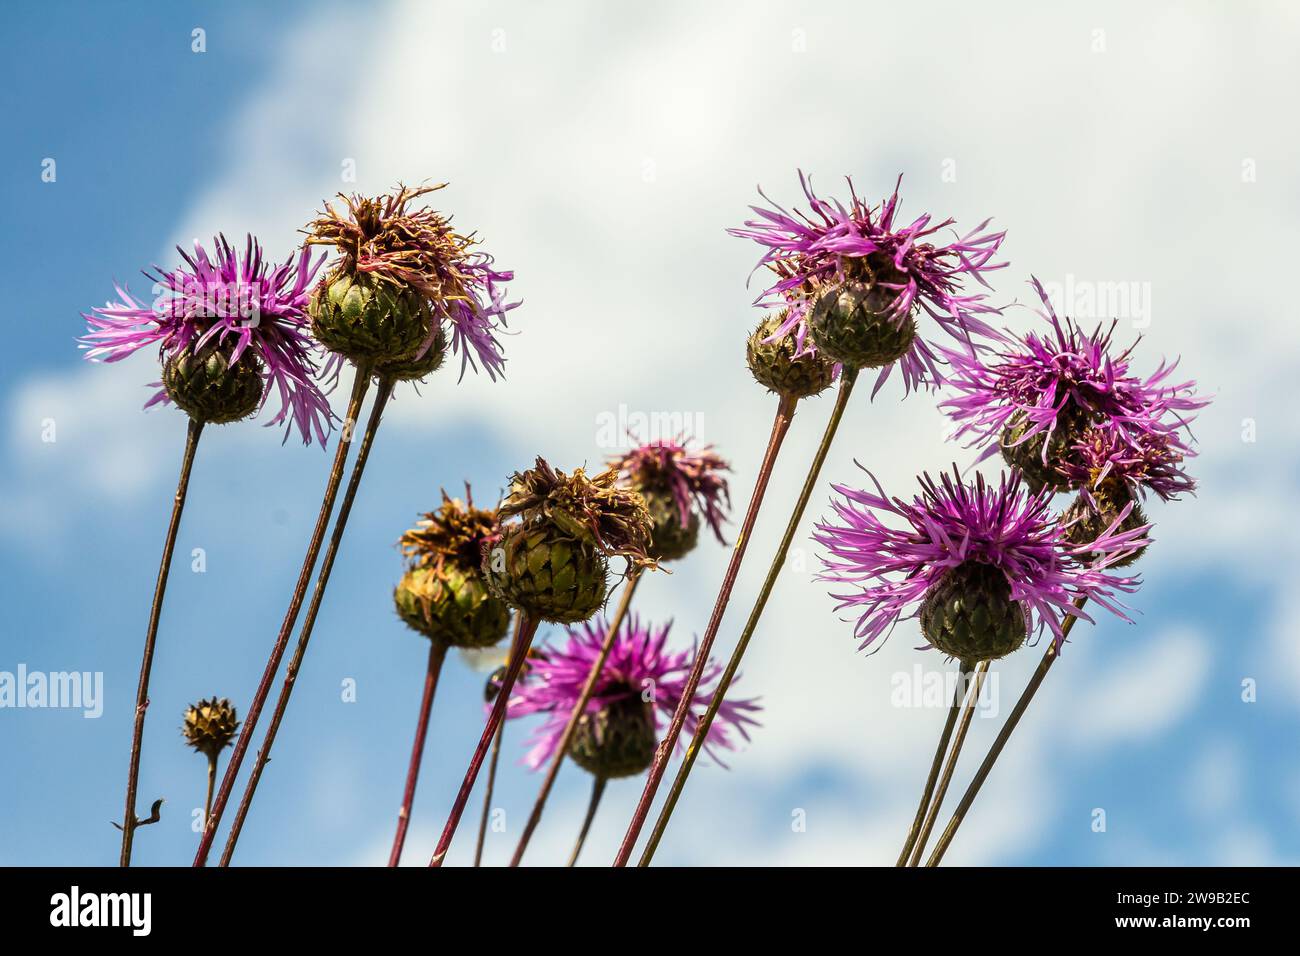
[484,458,655,624]
[941,277,1208,498]
[506,615,761,778]
[394,487,511,648]
[814,467,1150,661]
[305,183,516,377]
[80,235,332,444]
[608,438,732,561]
[728,172,1006,394]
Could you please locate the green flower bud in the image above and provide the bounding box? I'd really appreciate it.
[808,280,916,369]
[746,312,836,399]
[484,523,609,624]
[310,272,433,363]
[568,693,657,779]
[919,561,1028,663]
[642,487,700,562]
[394,564,511,648]
[161,338,263,425]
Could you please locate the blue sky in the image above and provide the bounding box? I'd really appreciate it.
[2,0,1298,867]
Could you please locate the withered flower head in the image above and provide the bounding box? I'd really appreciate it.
[400,486,503,574]
[499,457,654,568]
[306,183,515,378]
[182,697,240,760]
[394,485,511,648]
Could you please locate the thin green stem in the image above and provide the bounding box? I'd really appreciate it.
[907,659,988,866]
[637,367,859,866]
[613,392,800,866]
[924,599,1086,866]
[219,373,393,866]
[896,659,974,867]
[510,572,641,867]
[193,364,371,866]
[121,417,203,866]
[567,775,606,867]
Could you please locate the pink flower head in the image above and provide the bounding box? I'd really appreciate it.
[80,235,333,445]
[505,614,761,770]
[728,172,1007,395]
[941,277,1209,499]
[813,466,1150,652]
[608,437,732,544]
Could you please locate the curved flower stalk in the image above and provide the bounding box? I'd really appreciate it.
[506,615,760,864]
[197,183,516,867]
[81,236,330,866]
[619,173,1007,867]
[429,458,653,866]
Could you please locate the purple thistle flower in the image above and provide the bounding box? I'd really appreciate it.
[80,235,334,445]
[1060,424,1195,501]
[940,277,1209,499]
[608,438,732,544]
[505,614,761,771]
[813,467,1150,653]
[728,171,1007,395]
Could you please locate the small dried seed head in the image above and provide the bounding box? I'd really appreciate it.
[746,312,836,399]
[568,692,658,779]
[161,337,264,425]
[181,697,240,760]
[919,561,1029,663]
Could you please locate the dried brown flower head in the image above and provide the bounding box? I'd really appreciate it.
[399,486,502,576]
[500,457,654,568]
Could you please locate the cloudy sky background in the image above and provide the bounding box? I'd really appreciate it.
[3,0,1297,866]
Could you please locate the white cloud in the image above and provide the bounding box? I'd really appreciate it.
[1062,627,1212,752]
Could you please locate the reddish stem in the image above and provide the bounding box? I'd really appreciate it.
[121,418,203,866]
[192,364,371,866]
[429,613,541,866]
[218,373,393,865]
[612,393,798,866]
[510,571,641,866]
[388,640,449,866]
